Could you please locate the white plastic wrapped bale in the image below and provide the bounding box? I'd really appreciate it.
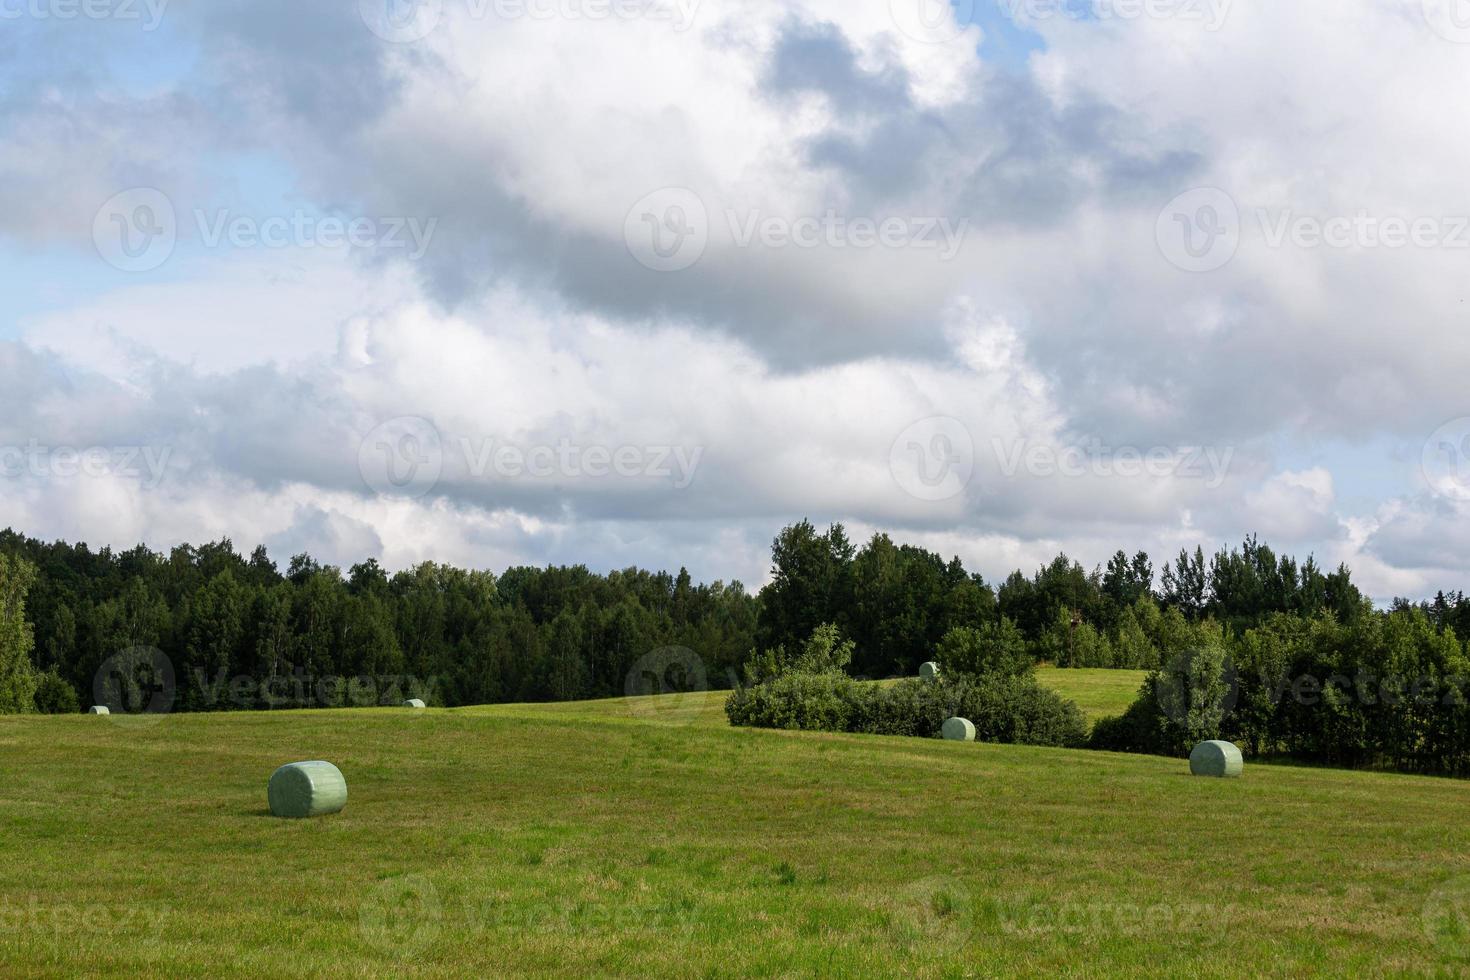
[268,761,348,818]
[941,717,975,741]
[1189,740,1244,778]
[87,706,110,715]
[919,662,940,681]
[403,699,426,709]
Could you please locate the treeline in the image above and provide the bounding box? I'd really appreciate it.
[755,522,1370,674]
[1,519,1460,722]
[1092,609,1470,776]
[0,529,757,712]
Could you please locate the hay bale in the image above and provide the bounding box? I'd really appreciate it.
[403,699,426,709]
[919,662,940,681]
[88,706,110,715]
[1189,740,1243,778]
[941,717,975,741]
[268,761,348,818]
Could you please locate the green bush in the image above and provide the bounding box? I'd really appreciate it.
[725,672,873,731]
[743,623,855,685]
[32,670,80,715]
[934,619,1032,678]
[728,674,1087,749]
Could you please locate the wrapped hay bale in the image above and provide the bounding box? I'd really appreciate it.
[403,699,426,709]
[941,717,975,742]
[1189,740,1243,778]
[268,761,348,818]
[919,662,940,681]
[88,706,110,715]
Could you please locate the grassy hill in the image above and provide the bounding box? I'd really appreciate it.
[2,668,1467,976]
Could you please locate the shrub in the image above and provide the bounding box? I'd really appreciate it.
[934,619,1032,679]
[725,672,873,731]
[743,623,855,685]
[33,670,79,715]
[729,674,1087,749]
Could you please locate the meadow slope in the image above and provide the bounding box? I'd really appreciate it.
[1,669,1467,977]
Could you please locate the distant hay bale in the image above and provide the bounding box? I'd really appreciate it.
[403,699,426,709]
[87,706,110,715]
[1189,740,1243,778]
[919,662,940,681]
[268,761,348,819]
[941,717,975,742]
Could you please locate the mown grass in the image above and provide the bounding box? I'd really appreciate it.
[2,673,1468,977]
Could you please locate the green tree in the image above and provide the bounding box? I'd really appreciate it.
[0,554,39,714]
[935,619,1031,678]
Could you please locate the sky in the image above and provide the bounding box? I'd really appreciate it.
[1,0,1469,602]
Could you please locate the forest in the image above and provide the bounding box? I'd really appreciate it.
[2,521,1468,719]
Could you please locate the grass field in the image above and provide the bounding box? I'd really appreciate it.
[3,670,1469,977]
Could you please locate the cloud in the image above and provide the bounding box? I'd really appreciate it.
[2,0,1469,604]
